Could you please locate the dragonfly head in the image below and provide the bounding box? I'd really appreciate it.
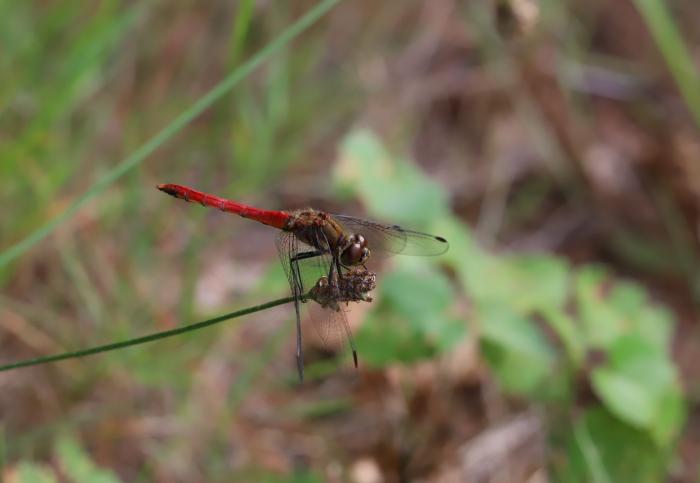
[340,233,370,266]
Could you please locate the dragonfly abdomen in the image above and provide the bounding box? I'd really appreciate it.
[157,184,289,229]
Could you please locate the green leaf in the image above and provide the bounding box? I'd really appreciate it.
[608,282,672,349]
[466,253,569,312]
[573,267,683,444]
[634,306,673,351]
[354,313,436,367]
[428,317,468,352]
[575,266,624,348]
[608,282,646,314]
[554,408,666,483]
[430,215,483,291]
[380,263,453,328]
[591,368,655,428]
[541,307,585,367]
[334,128,448,225]
[591,334,684,446]
[356,264,455,367]
[508,255,570,310]
[652,386,686,447]
[479,305,558,397]
[575,267,675,352]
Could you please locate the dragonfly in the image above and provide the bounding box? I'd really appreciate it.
[157,183,449,380]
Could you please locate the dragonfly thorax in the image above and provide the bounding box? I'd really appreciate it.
[285,210,370,266]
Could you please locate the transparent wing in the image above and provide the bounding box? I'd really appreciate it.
[275,231,301,297]
[333,214,449,256]
[276,231,333,297]
[307,301,358,368]
[277,231,358,369]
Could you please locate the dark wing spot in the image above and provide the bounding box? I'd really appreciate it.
[435,236,447,243]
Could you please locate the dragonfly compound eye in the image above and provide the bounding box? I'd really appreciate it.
[342,241,366,265]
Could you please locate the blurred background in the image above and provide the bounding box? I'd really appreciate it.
[2,0,700,481]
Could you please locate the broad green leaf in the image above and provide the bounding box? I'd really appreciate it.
[575,267,675,351]
[334,128,448,225]
[505,254,569,311]
[431,215,483,292]
[651,386,685,447]
[466,253,569,313]
[479,305,558,397]
[607,335,674,386]
[591,334,684,446]
[355,262,464,365]
[426,317,468,353]
[541,307,585,367]
[575,266,624,347]
[380,263,453,328]
[608,282,672,349]
[634,306,673,351]
[591,369,655,428]
[355,313,436,367]
[608,282,646,314]
[554,408,666,483]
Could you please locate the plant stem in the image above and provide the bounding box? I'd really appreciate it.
[0,295,296,372]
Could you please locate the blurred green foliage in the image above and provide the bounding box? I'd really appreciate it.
[10,436,121,483]
[335,128,685,481]
[556,408,667,483]
[6,125,685,481]
[2,0,696,481]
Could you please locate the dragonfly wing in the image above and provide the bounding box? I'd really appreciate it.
[277,232,358,370]
[276,232,301,297]
[333,215,449,256]
[276,231,334,296]
[308,301,358,368]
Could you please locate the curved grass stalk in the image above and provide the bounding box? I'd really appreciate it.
[0,295,296,372]
[0,0,342,269]
[633,0,700,129]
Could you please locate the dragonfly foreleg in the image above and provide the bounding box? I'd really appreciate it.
[326,247,346,287]
[289,250,324,303]
[294,295,304,382]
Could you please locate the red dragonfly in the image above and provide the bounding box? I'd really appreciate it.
[157,183,449,380]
